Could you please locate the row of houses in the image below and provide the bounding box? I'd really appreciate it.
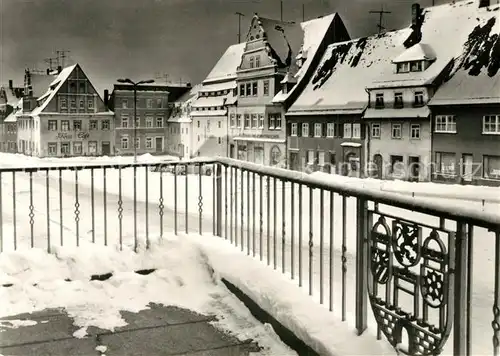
[167,0,500,186]
[0,66,191,157]
[1,0,499,186]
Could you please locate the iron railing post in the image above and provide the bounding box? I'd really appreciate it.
[454,221,469,355]
[215,164,223,237]
[355,197,368,335]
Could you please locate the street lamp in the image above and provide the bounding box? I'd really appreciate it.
[117,78,155,162]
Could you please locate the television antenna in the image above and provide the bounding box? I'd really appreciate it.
[369,5,391,34]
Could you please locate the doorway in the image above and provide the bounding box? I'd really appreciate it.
[101,142,111,156]
[408,156,420,182]
[290,151,299,171]
[462,154,473,183]
[229,144,235,158]
[373,154,383,179]
[155,137,163,153]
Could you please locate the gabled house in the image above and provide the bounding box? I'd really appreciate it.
[17,64,115,157]
[428,0,500,186]
[0,80,24,152]
[228,13,349,166]
[167,84,201,159]
[190,43,245,158]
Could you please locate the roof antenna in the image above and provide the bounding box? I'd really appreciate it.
[280,0,283,21]
[235,12,245,43]
[369,5,392,34]
[302,3,305,21]
[55,50,70,68]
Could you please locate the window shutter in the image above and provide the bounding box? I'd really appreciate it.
[322,123,327,137]
[310,123,314,137]
[297,122,302,136]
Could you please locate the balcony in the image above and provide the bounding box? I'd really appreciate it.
[0,158,498,355]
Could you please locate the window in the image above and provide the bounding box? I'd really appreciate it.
[314,123,322,137]
[411,61,423,72]
[291,123,297,136]
[375,93,384,108]
[240,84,245,97]
[391,123,402,139]
[73,142,82,155]
[88,141,97,154]
[60,98,67,109]
[61,120,70,131]
[483,115,500,134]
[71,99,76,109]
[102,120,110,130]
[307,150,314,164]
[397,62,410,73]
[244,114,250,128]
[435,115,456,133]
[258,114,264,128]
[61,142,70,155]
[218,137,222,144]
[89,120,98,130]
[48,120,57,131]
[252,114,258,128]
[122,99,128,109]
[371,123,381,138]
[121,117,129,128]
[252,82,258,96]
[73,120,82,131]
[263,80,270,96]
[249,56,254,68]
[343,123,352,138]
[255,55,260,67]
[197,135,200,142]
[414,91,424,106]
[318,151,325,166]
[147,99,153,109]
[145,137,153,149]
[218,121,221,128]
[135,117,140,128]
[230,114,236,127]
[352,123,361,139]
[197,120,200,128]
[88,99,94,109]
[246,83,251,96]
[48,143,57,155]
[483,155,500,179]
[394,92,403,108]
[326,123,335,137]
[237,114,242,128]
[390,155,404,175]
[79,99,84,109]
[157,99,162,108]
[302,123,309,137]
[435,152,456,175]
[156,117,163,128]
[146,117,153,128]
[135,138,140,149]
[207,120,211,132]
[275,114,282,129]
[410,124,421,139]
[79,82,85,92]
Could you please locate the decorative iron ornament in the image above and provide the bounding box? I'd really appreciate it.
[368,214,454,355]
[28,172,35,248]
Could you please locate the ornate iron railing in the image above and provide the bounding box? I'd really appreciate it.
[0,157,499,356]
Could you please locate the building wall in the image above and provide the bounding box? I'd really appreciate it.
[0,122,17,152]
[367,119,432,181]
[112,89,169,155]
[369,86,431,108]
[191,115,227,157]
[431,104,500,186]
[286,114,365,175]
[167,121,192,159]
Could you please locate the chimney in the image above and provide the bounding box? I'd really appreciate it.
[479,0,489,7]
[57,65,62,73]
[104,89,109,107]
[411,3,421,26]
[8,80,13,89]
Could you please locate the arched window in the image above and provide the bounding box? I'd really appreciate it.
[270,145,281,166]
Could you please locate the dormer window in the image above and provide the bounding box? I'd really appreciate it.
[397,62,410,73]
[411,61,423,72]
[249,56,255,68]
[375,93,384,109]
[414,91,424,107]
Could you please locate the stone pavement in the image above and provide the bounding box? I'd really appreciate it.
[0,303,260,355]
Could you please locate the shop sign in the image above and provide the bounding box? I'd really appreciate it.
[239,133,281,139]
[56,133,72,140]
[77,132,90,140]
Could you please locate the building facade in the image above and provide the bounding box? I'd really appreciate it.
[17,64,114,157]
[0,81,23,152]
[109,83,190,156]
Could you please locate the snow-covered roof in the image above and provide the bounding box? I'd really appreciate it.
[290,0,499,113]
[190,109,227,117]
[30,73,56,98]
[392,43,437,63]
[272,14,339,104]
[167,116,192,123]
[191,96,226,108]
[31,64,77,116]
[198,81,236,93]
[4,113,17,123]
[203,43,246,83]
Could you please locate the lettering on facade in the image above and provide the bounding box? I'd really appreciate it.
[239,133,281,139]
[77,132,90,140]
[56,133,73,140]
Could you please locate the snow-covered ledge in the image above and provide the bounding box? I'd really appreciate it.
[188,234,396,356]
